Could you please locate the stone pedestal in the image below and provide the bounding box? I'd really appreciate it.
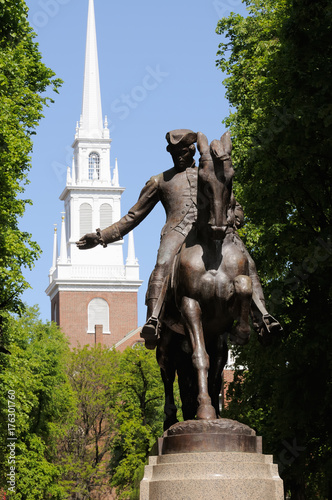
[140,419,284,500]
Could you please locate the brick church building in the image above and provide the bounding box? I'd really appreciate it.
[45,0,142,350]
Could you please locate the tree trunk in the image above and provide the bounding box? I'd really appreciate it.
[328,478,332,500]
[289,477,306,500]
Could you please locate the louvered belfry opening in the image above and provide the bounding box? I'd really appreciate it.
[79,203,92,237]
[100,203,112,229]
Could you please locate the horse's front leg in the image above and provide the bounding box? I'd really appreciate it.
[181,296,216,420]
[208,333,228,417]
[156,326,178,431]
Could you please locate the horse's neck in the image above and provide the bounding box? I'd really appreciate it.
[191,225,223,269]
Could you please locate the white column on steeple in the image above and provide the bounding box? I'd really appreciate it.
[49,225,58,282]
[126,231,139,280]
[126,231,137,265]
[112,158,119,187]
[59,214,67,264]
[66,166,72,185]
[71,156,76,184]
[80,0,103,138]
[52,225,58,269]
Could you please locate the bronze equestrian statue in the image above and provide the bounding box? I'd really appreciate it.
[77,129,281,427]
[157,131,272,427]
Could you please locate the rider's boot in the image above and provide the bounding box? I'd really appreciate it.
[141,295,158,349]
[141,276,170,349]
[141,315,159,350]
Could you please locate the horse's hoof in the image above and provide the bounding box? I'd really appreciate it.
[197,405,216,420]
[164,417,178,431]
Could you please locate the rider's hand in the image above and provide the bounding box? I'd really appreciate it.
[76,233,100,250]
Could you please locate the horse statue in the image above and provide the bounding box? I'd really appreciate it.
[156,131,261,429]
[76,125,280,430]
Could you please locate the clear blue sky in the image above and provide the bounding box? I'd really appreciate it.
[22,0,248,326]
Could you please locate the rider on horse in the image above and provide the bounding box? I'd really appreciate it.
[77,129,280,348]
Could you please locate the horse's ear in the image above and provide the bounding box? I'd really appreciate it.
[210,139,225,160]
[197,132,209,155]
[220,131,232,155]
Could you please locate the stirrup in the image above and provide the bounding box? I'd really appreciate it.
[141,316,158,349]
[262,314,282,334]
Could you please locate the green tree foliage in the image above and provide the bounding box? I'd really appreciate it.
[216,1,332,498]
[1,321,166,499]
[56,344,166,500]
[0,306,74,499]
[109,344,165,500]
[0,0,61,321]
[57,345,121,499]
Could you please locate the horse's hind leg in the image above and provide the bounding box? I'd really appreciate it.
[230,275,253,345]
[181,296,216,420]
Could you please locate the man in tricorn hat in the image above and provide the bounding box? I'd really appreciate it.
[77,129,199,348]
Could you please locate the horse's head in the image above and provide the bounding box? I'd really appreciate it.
[197,131,234,240]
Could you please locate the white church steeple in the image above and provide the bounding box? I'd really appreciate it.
[46,0,141,349]
[55,0,124,263]
[72,0,111,185]
[80,0,103,138]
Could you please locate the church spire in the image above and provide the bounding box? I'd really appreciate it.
[80,0,103,138]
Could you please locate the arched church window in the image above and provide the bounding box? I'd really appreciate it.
[79,203,92,237]
[89,152,100,180]
[53,303,57,323]
[87,298,110,334]
[100,203,113,230]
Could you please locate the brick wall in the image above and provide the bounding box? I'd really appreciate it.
[51,290,138,349]
[222,368,235,409]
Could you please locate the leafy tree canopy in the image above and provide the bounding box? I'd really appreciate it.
[54,344,167,500]
[216,1,332,498]
[57,345,121,499]
[109,344,165,500]
[0,306,74,499]
[0,0,61,321]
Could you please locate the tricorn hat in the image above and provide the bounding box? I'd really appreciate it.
[166,129,197,147]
